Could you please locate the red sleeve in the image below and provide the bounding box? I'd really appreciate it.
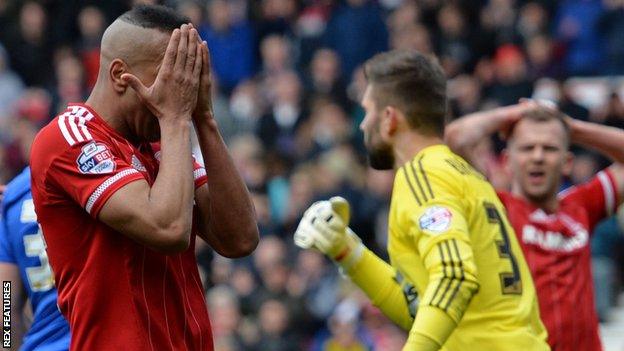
[150,143,207,189]
[47,140,145,218]
[559,170,618,229]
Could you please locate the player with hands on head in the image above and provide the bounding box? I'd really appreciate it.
[295,50,549,351]
[446,98,624,351]
[29,5,258,351]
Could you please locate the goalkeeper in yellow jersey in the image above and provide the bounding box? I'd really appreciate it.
[294,50,549,351]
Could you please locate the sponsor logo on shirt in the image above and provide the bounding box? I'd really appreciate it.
[522,224,588,252]
[419,206,452,234]
[76,142,116,174]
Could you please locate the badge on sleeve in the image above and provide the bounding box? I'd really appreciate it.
[76,141,116,174]
[419,206,452,234]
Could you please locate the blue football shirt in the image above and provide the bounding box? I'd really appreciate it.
[0,168,70,351]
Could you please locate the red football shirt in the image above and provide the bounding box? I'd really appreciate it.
[30,103,213,350]
[497,170,617,351]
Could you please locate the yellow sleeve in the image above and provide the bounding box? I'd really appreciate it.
[344,247,417,331]
[402,163,480,348]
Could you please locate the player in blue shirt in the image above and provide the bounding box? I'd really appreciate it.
[0,168,70,350]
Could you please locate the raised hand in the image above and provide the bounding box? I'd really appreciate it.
[192,40,214,124]
[121,24,203,122]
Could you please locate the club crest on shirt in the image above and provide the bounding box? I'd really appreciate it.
[419,206,452,234]
[76,141,116,174]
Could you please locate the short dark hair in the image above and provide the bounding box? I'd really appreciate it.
[511,105,571,147]
[119,4,190,32]
[364,50,447,136]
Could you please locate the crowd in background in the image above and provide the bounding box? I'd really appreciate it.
[1,0,624,350]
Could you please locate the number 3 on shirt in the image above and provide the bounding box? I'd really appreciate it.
[23,226,55,292]
[484,202,523,295]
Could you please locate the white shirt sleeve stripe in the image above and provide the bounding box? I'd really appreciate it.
[598,171,615,216]
[58,114,76,145]
[69,115,85,143]
[193,168,206,181]
[77,116,93,141]
[85,169,140,214]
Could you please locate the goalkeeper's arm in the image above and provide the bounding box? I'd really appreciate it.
[294,197,416,330]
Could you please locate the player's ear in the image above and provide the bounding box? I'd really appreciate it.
[562,151,574,177]
[109,59,130,94]
[380,106,398,140]
[501,148,511,173]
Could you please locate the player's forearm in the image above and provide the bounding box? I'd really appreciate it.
[445,107,512,155]
[194,118,258,258]
[149,119,195,241]
[413,238,479,347]
[345,248,416,331]
[569,118,624,164]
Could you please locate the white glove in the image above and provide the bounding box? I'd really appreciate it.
[294,196,364,270]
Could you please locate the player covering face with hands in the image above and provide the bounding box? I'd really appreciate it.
[29,5,258,350]
[295,50,549,351]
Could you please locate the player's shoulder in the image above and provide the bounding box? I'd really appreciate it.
[560,170,613,202]
[37,104,99,146]
[1,167,32,211]
[394,145,466,203]
[32,105,106,165]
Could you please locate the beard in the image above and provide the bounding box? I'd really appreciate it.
[366,140,394,170]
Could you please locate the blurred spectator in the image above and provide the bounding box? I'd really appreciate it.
[525,34,561,79]
[311,298,375,351]
[258,71,307,154]
[2,1,52,86]
[208,286,247,350]
[324,0,388,78]
[177,0,205,27]
[254,0,298,41]
[254,299,299,351]
[516,2,550,41]
[555,0,606,76]
[295,0,332,67]
[201,0,255,94]
[76,6,106,89]
[259,35,293,79]
[436,3,473,77]
[449,74,483,117]
[595,91,624,128]
[303,49,350,110]
[600,0,624,74]
[488,44,533,106]
[49,49,87,115]
[0,43,24,132]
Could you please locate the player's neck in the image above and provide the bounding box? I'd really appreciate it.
[393,131,443,168]
[511,185,559,213]
[85,88,134,143]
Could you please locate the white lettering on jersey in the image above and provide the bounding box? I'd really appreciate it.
[522,224,588,252]
[19,199,37,223]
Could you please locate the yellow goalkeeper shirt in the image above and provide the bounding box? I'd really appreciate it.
[388,144,548,350]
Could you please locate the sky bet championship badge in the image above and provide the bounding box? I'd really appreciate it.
[419,206,452,234]
[76,141,116,174]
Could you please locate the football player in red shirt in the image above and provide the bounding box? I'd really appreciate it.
[446,100,624,351]
[29,5,258,351]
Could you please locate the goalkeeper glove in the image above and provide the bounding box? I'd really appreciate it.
[294,196,364,270]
